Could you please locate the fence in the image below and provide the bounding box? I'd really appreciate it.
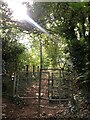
[3,68,76,118]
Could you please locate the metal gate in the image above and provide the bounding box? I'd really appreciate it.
[40,68,72,102]
[37,68,73,117]
[16,71,40,97]
[12,68,73,118]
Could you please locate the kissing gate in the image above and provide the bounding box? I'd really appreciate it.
[41,68,72,101]
[11,39,74,118]
[12,39,74,118]
[38,68,73,117]
[13,67,73,117]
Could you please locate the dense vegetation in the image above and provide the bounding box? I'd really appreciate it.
[1,1,90,104]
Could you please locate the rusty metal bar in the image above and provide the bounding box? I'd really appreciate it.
[38,38,42,118]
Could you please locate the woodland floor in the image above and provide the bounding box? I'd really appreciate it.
[2,77,90,120]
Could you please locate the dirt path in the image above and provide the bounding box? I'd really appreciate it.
[17,77,69,118]
[3,77,90,119]
[3,77,70,119]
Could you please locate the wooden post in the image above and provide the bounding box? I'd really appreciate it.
[37,66,39,72]
[25,65,28,85]
[13,72,16,96]
[51,72,54,98]
[33,65,35,76]
[59,69,61,103]
[16,74,19,97]
[48,72,50,99]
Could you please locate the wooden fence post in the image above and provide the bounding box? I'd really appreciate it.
[13,72,16,97]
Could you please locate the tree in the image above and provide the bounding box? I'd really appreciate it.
[1,27,26,74]
[31,2,90,100]
[0,2,28,74]
[1,1,90,100]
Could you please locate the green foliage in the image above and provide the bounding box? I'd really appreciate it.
[1,27,26,73]
[31,2,90,100]
[43,34,71,68]
[0,3,30,73]
[1,1,90,101]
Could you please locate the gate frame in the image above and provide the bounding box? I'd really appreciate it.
[38,67,73,118]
